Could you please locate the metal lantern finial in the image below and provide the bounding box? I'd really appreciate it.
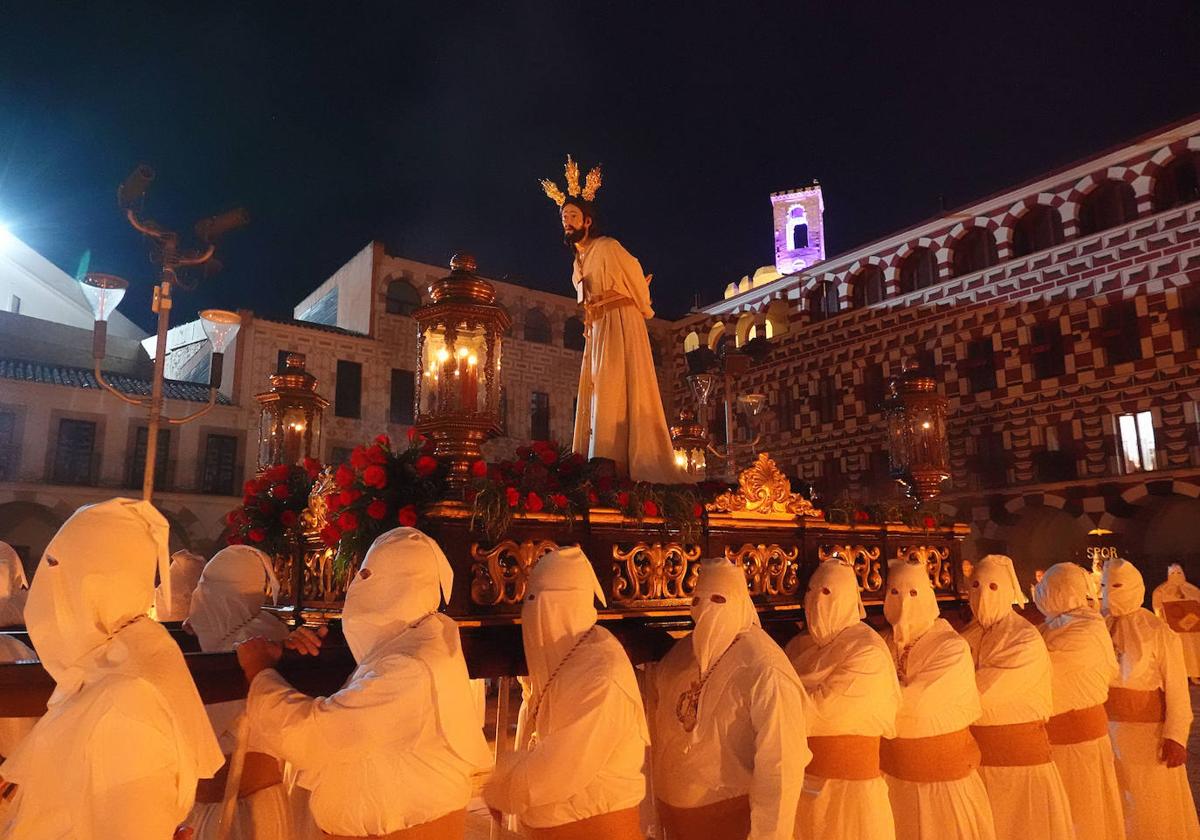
[882,360,951,502]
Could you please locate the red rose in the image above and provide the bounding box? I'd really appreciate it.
[248,528,266,544]
[923,515,937,529]
[407,427,422,444]
[367,499,388,520]
[526,492,544,513]
[550,493,568,509]
[326,493,344,513]
[505,487,521,508]
[516,446,532,460]
[271,483,289,500]
[350,447,370,469]
[471,459,488,478]
[303,457,322,478]
[280,510,298,527]
[225,510,241,526]
[415,455,439,478]
[265,464,290,482]
[693,503,704,518]
[243,480,258,496]
[643,500,659,517]
[338,511,359,532]
[588,490,600,506]
[375,433,391,448]
[855,510,871,523]
[397,505,419,527]
[338,489,359,507]
[258,500,274,515]
[617,491,630,508]
[242,494,256,507]
[227,533,244,545]
[367,445,388,465]
[363,465,388,489]
[335,465,355,489]
[320,525,341,547]
[538,448,558,466]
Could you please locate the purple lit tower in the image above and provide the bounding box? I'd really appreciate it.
[771,182,825,275]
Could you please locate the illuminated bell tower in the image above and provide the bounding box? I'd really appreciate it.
[771,181,825,275]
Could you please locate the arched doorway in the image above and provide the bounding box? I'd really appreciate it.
[1125,495,1200,588]
[0,501,66,581]
[1003,505,1088,595]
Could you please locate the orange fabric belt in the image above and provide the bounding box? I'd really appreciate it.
[1106,687,1166,723]
[525,807,643,840]
[880,729,981,783]
[970,721,1053,767]
[322,809,465,840]
[583,294,637,326]
[657,795,750,840]
[194,752,284,803]
[1046,704,1109,745]
[806,734,882,780]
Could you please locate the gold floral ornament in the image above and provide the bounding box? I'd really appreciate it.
[707,453,820,519]
[540,155,602,207]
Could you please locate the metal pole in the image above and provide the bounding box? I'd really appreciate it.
[722,367,737,483]
[142,277,173,502]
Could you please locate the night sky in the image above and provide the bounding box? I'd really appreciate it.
[0,2,1197,332]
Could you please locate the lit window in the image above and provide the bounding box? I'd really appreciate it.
[1117,411,1157,473]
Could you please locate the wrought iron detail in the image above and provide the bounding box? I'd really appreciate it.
[470,539,561,605]
[724,543,801,595]
[611,542,702,605]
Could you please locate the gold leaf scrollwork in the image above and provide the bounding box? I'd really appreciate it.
[817,544,883,593]
[301,467,336,534]
[706,453,820,518]
[724,543,801,596]
[894,545,953,591]
[611,543,702,605]
[470,540,561,605]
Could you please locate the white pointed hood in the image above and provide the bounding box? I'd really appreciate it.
[1102,557,1145,618]
[884,557,940,647]
[521,546,605,695]
[804,558,865,647]
[155,549,206,621]
[0,540,28,627]
[969,554,1025,628]
[187,545,283,652]
[1033,562,1092,619]
[691,558,758,673]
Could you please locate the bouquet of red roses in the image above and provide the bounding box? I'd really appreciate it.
[321,429,448,571]
[225,457,324,555]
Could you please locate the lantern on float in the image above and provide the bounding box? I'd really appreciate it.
[414,254,510,492]
[670,407,709,477]
[882,360,951,502]
[255,354,329,468]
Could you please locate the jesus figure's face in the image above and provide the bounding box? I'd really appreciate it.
[561,204,590,245]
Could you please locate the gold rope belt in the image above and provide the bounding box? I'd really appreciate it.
[657,795,750,840]
[322,809,465,840]
[525,806,643,840]
[1046,704,1109,745]
[970,721,1053,767]
[880,728,981,782]
[582,293,638,331]
[1106,687,1166,723]
[806,734,882,780]
[194,751,283,803]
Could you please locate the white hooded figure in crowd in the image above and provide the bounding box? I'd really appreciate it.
[1032,562,1126,840]
[1151,564,1200,682]
[786,559,900,840]
[960,555,1075,840]
[651,558,809,840]
[156,548,207,622]
[484,546,648,839]
[881,558,995,840]
[0,498,224,839]
[0,542,28,628]
[184,544,293,840]
[236,527,491,839]
[1101,557,1200,840]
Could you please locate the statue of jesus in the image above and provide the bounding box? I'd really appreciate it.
[543,159,684,484]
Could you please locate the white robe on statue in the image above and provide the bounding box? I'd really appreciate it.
[484,547,648,837]
[570,235,684,484]
[1102,558,1200,840]
[156,548,206,622]
[882,559,995,840]
[652,559,809,840]
[1151,564,1200,679]
[961,555,1075,840]
[185,545,293,840]
[0,542,28,627]
[246,528,491,837]
[0,498,224,840]
[1033,562,1126,840]
[787,559,898,840]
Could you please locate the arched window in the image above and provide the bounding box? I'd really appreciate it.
[1078,180,1138,235]
[1153,152,1200,212]
[385,279,421,316]
[850,266,887,307]
[683,331,700,353]
[898,247,938,294]
[793,223,809,250]
[951,227,998,277]
[765,300,790,338]
[563,316,585,351]
[707,322,726,350]
[807,282,839,321]
[735,313,755,347]
[524,308,551,344]
[1011,205,1064,257]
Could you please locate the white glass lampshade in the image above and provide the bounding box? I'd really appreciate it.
[79,273,129,322]
[199,309,241,352]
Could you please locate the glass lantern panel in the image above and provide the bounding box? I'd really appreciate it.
[281,407,308,465]
[420,324,490,416]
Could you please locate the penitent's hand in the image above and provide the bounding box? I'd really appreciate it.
[284,625,328,657]
[1161,738,1187,768]
[235,636,284,683]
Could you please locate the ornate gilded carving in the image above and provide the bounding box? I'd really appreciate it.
[470,539,562,605]
[818,544,884,593]
[706,453,820,518]
[611,542,702,605]
[301,467,335,534]
[725,543,801,596]
[895,545,953,590]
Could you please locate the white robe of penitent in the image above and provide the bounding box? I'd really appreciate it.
[883,559,995,840]
[247,528,491,837]
[0,498,224,840]
[961,555,1075,840]
[787,560,899,840]
[484,547,648,833]
[184,545,294,840]
[1151,565,1200,679]
[155,548,206,622]
[1034,562,1126,840]
[570,235,684,484]
[0,543,28,628]
[653,559,809,840]
[1102,558,1200,840]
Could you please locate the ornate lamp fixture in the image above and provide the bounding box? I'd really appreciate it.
[670,406,708,476]
[670,349,765,481]
[882,361,951,502]
[255,354,329,468]
[415,254,510,492]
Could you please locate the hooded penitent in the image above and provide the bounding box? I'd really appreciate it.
[690,556,759,673]
[804,558,867,647]
[521,544,607,697]
[156,548,207,621]
[186,545,282,652]
[0,541,28,627]
[884,558,940,648]
[0,499,223,838]
[1033,562,1093,621]
[968,554,1026,628]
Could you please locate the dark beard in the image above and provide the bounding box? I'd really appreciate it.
[562,227,586,246]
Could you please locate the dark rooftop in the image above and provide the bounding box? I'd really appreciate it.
[0,359,233,405]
